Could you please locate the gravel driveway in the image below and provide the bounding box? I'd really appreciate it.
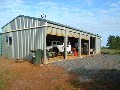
[51,54,120,83]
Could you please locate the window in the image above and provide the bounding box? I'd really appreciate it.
[57,42,60,45]
[9,37,12,45]
[6,36,12,45]
[57,42,63,45]
[53,42,56,45]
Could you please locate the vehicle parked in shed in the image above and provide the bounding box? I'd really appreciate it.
[46,41,71,56]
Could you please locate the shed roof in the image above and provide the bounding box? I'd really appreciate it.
[1,15,101,38]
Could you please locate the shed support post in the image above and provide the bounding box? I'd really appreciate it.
[43,27,47,64]
[95,37,97,54]
[78,33,81,57]
[100,38,102,54]
[88,35,90,55]
[64,29,68,59]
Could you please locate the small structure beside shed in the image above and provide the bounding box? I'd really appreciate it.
[1,15,101,63]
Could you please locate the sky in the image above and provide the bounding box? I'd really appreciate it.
[0,0,120,46]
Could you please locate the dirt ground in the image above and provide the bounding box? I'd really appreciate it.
[0,55,120,90]
[0,57,79,90]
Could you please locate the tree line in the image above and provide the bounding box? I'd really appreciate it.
[107,35,120,50]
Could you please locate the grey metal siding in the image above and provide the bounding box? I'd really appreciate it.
[0,33,2,56]
[2,33,12,58]
[2,34,5,57]
[10,28,44,60]
[2,16,46,33]
[96,37,101,54]
[2,15,45,60]
[2,28,44,60]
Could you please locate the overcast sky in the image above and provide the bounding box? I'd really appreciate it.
[0,0,120,46]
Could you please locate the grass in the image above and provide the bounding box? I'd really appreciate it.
[0,67,19,89]
[0,68,12,89]
[101,49,120,55]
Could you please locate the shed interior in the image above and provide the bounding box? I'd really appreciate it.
[46,34,79,51]
[46,34,64,42]
[81,39,89,55]
[46,34,95,60]
[90,37,95,54]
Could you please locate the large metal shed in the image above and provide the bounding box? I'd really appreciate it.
[1,15,101,63]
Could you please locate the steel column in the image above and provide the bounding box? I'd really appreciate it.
[100,38,102,54]
[43,26,47,64]
[64,29,68,59]
[88,35,90,55]
[78,33,81,57]
[95,37,97,54]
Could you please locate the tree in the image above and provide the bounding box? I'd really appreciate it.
[107,35,120,50]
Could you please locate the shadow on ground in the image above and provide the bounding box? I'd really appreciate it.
[68,68,120,90]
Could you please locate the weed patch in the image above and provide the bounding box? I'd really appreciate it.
[101,49,120,55]
[0,67,18,89]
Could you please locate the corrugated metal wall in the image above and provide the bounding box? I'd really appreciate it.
[0,33,2,56]
[2,28,44,60]
[2,16,46,33]
[13,28,44,59]
[2,33,12,58]
[96,37,101,54]
[2,15,45,60]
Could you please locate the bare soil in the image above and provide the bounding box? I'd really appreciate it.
[0,57,79,90]
[0,55,120,90]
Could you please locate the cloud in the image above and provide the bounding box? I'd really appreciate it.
[84,0,94,6]
[110,1,120,7]
[75,0,94,7]
[0,0,120,46]
[0,0,27,27]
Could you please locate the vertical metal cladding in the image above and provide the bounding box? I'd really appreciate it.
[10,28,44,60]
[95,37,101,54]
[2,15,45,60]
[14,28,44,60]
[3,15,45,32]
[1,34,5,57]
[2,32,12,58]
[0,36,1,55]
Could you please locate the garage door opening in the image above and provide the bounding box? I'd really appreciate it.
[46,34,64,56]
[46,34,66,62]
[81,39,89,55]
[68,37,78,48]
[46,34,80,62]
[68,37,79,56]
